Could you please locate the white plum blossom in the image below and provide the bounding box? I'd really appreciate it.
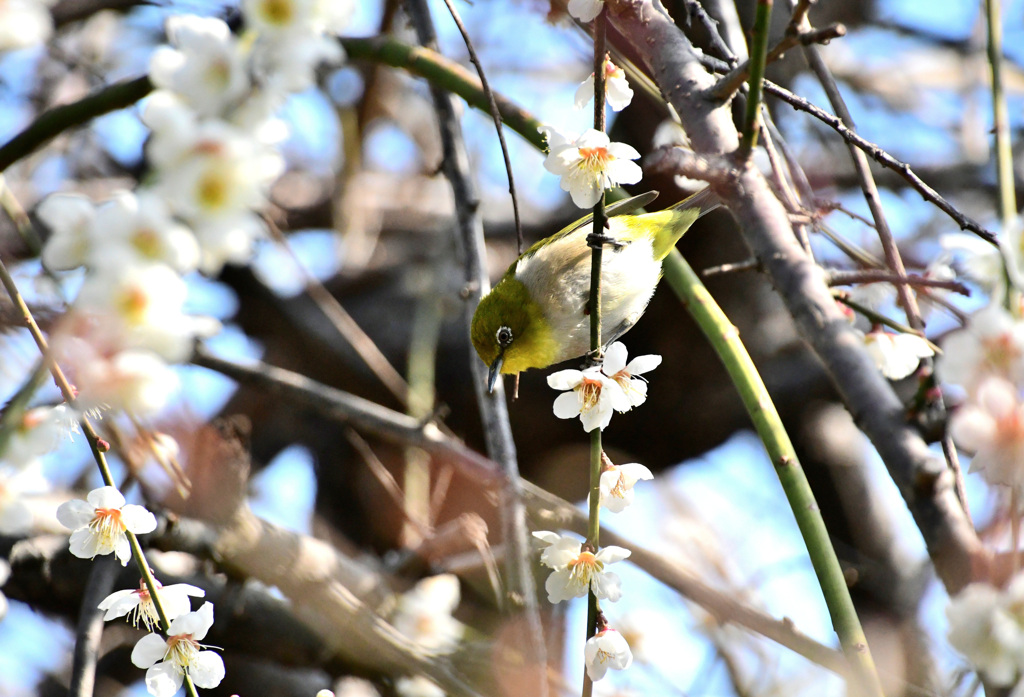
[90,191,200,274]
[548,366,628,432]
[0,0,54,52]
[395,676,444,697]
[543,128,642,209]
[940,303,1024,394]
[533,531,630,604]
[941,233,1004,292]
[74,263,195,362]
[602,342,661,409]
[131,602,225,697]
[584,629,633,681]
[949,377,1024,491]
[391,574,464,655]
[99,579,206,630]
[37,193,97,271]
[146,118,284,222]
[56,486,157,565]
[947,575,1024,686]
[567,0,604,22]
[598,463,653,513]
[575,60,633,112]
[862,329,934,380]
[190,212,269,274]
[150,16,250,117]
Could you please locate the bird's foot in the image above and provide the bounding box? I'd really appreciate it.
[586,232,624,251]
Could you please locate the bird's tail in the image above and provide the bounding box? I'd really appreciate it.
[668,186,722,220]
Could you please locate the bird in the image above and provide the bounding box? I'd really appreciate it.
[471,189,717,392]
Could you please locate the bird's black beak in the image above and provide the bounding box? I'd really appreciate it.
[487,353,504,393]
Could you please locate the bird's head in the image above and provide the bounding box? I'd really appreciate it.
[471,277,557,392]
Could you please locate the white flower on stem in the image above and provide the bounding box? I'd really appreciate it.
[574,60,633,112]
[392,574,464,655]
[601,341,661,410]
[567,0,604,22]
[947,578,1024,687]
[131,602,225,697]
[950,377,1024,491]
[940,303,1024,394]
[862,329,934,380]
[584,629,633,681]
[74,263,194,362]
[142,102,283,220]
[533,531,630,603]
[0,0,54,52]
[395,676,444,697]
[90,191,200,274]
[56,486,157,565]
[598,463,653,513]
[543,129,642,209]
[37,192,97,271]
[548,366,629,432]
[99,579,206,630]
[150,16,250,117]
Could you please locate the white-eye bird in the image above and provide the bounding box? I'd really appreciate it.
[471,189,717,391]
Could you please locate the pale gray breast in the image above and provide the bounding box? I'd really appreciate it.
[515,233,661,363]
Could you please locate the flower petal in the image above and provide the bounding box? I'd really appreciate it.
[87,486,125,509]
[625,354,662,375]
[131,633,169,669]
[56,499,96,530]
[602,342,628,375]
[547,369,583,390]
[553,391,582,420]
[146,661,184,697]
[190,651,226,689]
[120,504,158,534]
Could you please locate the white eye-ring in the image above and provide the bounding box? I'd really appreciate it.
[496,326,513,347]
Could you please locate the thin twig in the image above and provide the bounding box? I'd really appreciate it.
[438,0,523,253]
[826,269,971,296]
[711,23,845,102]
[263,217,412,407]
[763,80,997,244]
[681,0,739,65]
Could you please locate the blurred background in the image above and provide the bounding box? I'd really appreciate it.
[0,0,1022,695]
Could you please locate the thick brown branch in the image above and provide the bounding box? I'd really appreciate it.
[608,0,989,594]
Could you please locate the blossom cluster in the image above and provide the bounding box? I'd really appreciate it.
[548,342,660,432]
[390,575,465,697]
[55,486,224,696]
[35,3,350,419]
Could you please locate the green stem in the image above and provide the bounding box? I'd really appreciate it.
[582,13,609,697]
[739,0,773,157]
[341,37,546,151]
[663,250,884,697]
[0,76,152,173]
[985,0,1016,228]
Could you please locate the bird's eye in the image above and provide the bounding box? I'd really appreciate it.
[496,326,513,347]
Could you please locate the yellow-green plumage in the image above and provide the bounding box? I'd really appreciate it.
[472,191,711,388]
